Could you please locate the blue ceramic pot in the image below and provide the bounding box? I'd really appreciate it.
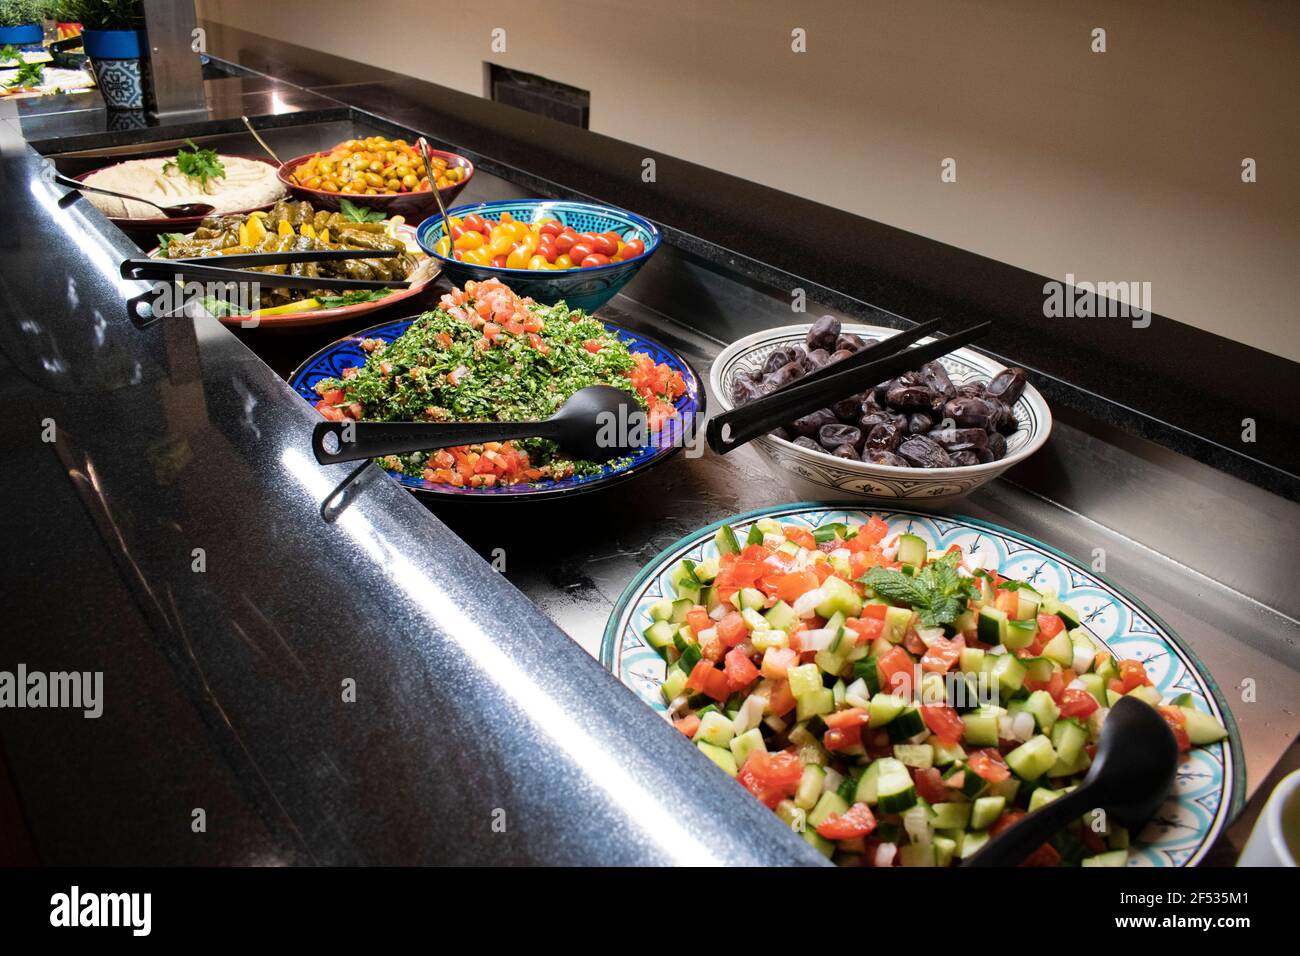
[82,29,147,110]
[0,23,43,48]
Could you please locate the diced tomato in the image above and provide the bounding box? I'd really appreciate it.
[815,802,877,840]
[1023,842,1062,867]
[783,526,817,550]
[1058,688,1099,719]
[685,661,731,702]
[989,810,1025,836]
[1036,613,1065,639]
[967,748,1011,783]
[995,589,1020,616]
[1025,668,1067,702]
[920,704,964,745]
[686,607,712,635]
[673,714,700,738]
[1158,706,1191,752]
[724,648,760,691]
[912,767,948,804]
[849,515,889,549]
[770,570,820,603]
[824,707,870,729]
[1118,658,1153,691]
[583,339,603,353]
[861,603,888,620]
[845,616,884,644]
[715,611,748,648]
[761,646,797,679]
[849,549,882,577]
[875,645,915,696]
[921,634,965,673]
[767,679,796,717]
[823,724,863,752]
[737,750,804,808]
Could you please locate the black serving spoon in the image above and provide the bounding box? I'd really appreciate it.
[52,170,216,219]
[963,696,1180,866]
[311,385,645,466]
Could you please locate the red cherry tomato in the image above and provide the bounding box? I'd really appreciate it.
[555,233,576,255]
[538,220,563,237]
[620,238,645,259]
[580,253,611,268]
[592,233,618,257]
[570,242,594,263]
[492,255,507,267]
[462,214,485,233]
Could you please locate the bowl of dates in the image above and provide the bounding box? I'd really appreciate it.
[709,319,1051,503]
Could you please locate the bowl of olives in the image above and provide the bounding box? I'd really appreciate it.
[709,318,1052,504]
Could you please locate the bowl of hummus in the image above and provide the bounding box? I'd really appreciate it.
[76,144,287,230]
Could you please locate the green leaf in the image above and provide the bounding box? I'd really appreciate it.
[161,139,225,189]
[339,198,385,223]
[861,551,975,628]
[861,566,927,607]
[157,232,182,255]
[316,289,393,309]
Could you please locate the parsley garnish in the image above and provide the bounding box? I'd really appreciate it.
[339,198,386,223]
[162,139,226,189]
[0,46,20,65]
[157,232,182,255]
[861,551,980,627]
[317,289,393,308]
[5,61,43,88]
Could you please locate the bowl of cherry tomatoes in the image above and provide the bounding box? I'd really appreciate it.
[415,199,660,313]
[278,136,474,220]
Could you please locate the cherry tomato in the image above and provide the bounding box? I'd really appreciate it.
[620,238,645,259]
[555,233,577,255]
[592,233,618,257]
[580,253,611,268]
[569,242,594,263]
[538,220,563,237]
[462,214,486,233]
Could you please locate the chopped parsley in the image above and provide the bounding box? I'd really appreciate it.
[162,138,226,189]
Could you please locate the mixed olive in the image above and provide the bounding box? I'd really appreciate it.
[729,316,1027,468]
[290,136,464,195]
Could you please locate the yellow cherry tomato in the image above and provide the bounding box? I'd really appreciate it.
[527,255,549,270]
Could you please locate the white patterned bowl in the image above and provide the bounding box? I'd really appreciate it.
[710,323,1052,504]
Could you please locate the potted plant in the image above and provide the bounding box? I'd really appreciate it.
[0,0,46,50]
[60,0,146,110]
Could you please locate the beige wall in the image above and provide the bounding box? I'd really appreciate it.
[198,0,1300,361]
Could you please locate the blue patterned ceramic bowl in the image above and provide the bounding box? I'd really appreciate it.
[602,504,1244,867]
[288,313,702,500]
[416,200,660,314]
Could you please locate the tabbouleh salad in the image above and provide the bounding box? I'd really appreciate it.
[312,278,687,487]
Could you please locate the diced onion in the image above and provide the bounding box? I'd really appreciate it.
[697,627,718,644]
[903,805,933,845]
[793,588,826,619]
[906,729,931,745]
[874,843,898,867]
[1066,677,1087,691]
[800,627,835,651]
[666,695,688,717]
[763,714,787,733]
[1072,646,1095,674]
[997,715,1014,739]
[1012,711,1035,740]
[822,768,844,795]
[830,548,851,561]
[709,604,729,621]
[916,626,944,647]
[732,694,768,735]
[845,677,869,700]
[987,643,1008,656]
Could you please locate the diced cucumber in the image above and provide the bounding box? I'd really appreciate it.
[796,687,835,721]
[803,828,835,858]
[1015,589,1040,621]
[970,795,1006,829]
[824,610,847,653]
[1024,690,1061,734]
[661,668,688,703]
[777,540,800,557]
[961,710,1001,747]
[898,842,935,867]
[1179,706,1228,745]
[977,605,1008,644]
[643,619,676,651]
[693,558,719,584]
[1170,692,1196,707]
[959,828,991,859]
[813,649,847,679]
[1069,629,1098,672]
[1005,734,1057,781]
[1003,619,1038,651]
[882,605,913,643]
[703,585,723,612]
[991,654,1028,695]
[1055,602,1082,630]
[764,600,798,632]
[737,587,766,611]
[932,739,967,766]
[931,802,972,829]
[1078,672,1107,706]
[1127,684,1162,706]
[853,656,881,695]
[807,790,850,828]
[933,835,957,868]
[775,799,806,832]
[944,762,988,799]
[894,743,935,769]
[669,560,699,594]
[729,727,766,766]
[795,765,826,810]
[1051,718,1088,767]
[1095,653,1119,683]
[831,678,847,708]
[648,598,674,622]
[1020,656,1053,684]
[986,777,1021,802]
[740,607,767,632]
[714,523,741,556]
[752,629,788,651]
[1048,746,1091,779]
[1081,849,1129,867]
[696,740,737,776]
[854,761,881,805]
[1027,786,1064,812]
[868,692,908,726]
[1042,630,1074,667]
[697,711,736,747]
[959,646,985,674]
[815,575,863,619]
[875,757,917,813]
[788,663,823,699]
[895,533,928,567]
[886,706,927,742]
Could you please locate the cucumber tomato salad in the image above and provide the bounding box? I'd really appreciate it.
[646,516,1228,866]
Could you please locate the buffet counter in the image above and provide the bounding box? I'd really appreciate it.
[1,23,1296,866]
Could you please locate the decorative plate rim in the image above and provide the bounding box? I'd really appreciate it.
[709,323,1053,479]
[600,501,1245,866]
[287,314,705,501]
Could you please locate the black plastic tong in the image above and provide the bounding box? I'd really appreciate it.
[121,248,410,292]
[705,320,991,455]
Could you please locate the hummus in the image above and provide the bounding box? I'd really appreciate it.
[81,155,287,219]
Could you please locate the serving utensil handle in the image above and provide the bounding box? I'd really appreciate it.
[960,784,1095,867]
[311,419,558,466]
